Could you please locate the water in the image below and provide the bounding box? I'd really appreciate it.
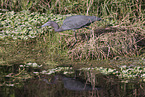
[0,65,145,97]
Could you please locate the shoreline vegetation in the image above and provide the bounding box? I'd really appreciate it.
[0,1,145,91]
[0,0,144,67]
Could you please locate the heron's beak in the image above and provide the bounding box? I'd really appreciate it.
[41,22,50,28]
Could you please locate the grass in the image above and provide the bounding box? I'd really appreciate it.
[69,30,138,60]
[0,0,145,66]
[0,1,145,96]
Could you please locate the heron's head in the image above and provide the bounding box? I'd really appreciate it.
[41,21,52,27]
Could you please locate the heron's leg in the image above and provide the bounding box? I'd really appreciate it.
[74,31,77,43]
[85,27,94,42]
[72,31,77,47]
[89,29,94,38]
[70,30,77,48]
[85,28,94,43]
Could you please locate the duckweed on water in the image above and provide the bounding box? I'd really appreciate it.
[80,65,145,82]
[19,62,145,82]
[20,62,42,68]
[0,11,71,39]
[1,61,145,87]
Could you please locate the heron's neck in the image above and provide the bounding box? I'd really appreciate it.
[51,21,63,32]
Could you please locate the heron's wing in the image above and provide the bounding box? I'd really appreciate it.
[61,15,90,30]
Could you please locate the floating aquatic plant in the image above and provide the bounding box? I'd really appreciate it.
[79,65,145,82]
[0,11,68,40]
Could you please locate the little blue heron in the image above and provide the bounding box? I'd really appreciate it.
[42,75,101,91]
[41,15,101,46]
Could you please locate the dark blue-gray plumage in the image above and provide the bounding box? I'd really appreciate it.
[42,75,101,91]
[41,15,101,45]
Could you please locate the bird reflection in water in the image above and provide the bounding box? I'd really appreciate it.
[42,75,101,91]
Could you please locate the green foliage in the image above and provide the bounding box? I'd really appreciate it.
[0,1,145,95]
[0,0,144,17]
[0,11,71,65]
[80,64,145,82]
[0,10,68,39]
[0,0,144,62]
